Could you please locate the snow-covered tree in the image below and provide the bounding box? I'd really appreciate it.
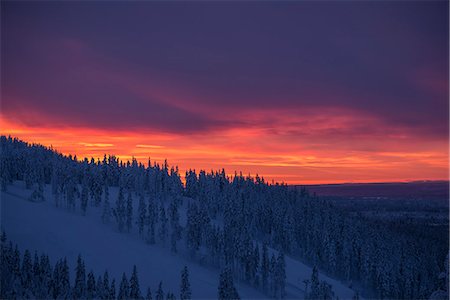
[110,279,116,299]
[169,200,182,253]
[137,193,147,237]
[118,272,130,300]
[126,192,133,233]
[158,205,168,244]
[146,197,157,244]
[146,287,152,300]
[261,243,269,292]
[180,266,191,300]
[86,271,96,300]
[102,184,111,224]
[218,268,240,300]
[96,274,104,299]
[156,281,164,300]
[115,188,126,232]
[102,271,110,300]
[275,252,286,299]
[73,255,86,298]
[130,265,142,299]
[21,250,33,296]
[81,179,89,215]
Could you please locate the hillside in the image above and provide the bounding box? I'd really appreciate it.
[2,180,358,299]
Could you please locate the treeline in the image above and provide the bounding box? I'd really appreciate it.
[0,136,447,299]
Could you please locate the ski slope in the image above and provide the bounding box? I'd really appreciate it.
[1,180,359,299]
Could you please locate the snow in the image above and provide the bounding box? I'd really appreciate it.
[1,180,359,299]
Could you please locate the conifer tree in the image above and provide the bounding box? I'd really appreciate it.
[146,199,156,244]
[86,271,96,300]
[21,250,33,295]
[146,287,152,300]
[60,258,71,299]
[308,266,320,300]
[102,184,111,224]
[137,193,147,237]
[115,187,126,232]
[126,192,133,233]
[218,268,240,300]
[275,252,286,299]
[253,245,260,287]
[81,179,89,215]
[96,275,104,299]
[38,254,52,299]
[156,281,164,300]
[130,265,142,299]
[73,255,86,298]
[158,205,168,244]
[32,251,40,296]
[261,243,269,292]
[180,266,191,300]
[269,254,277,297]
[102,270,110,300]
[110,279,116,299]
[118,272,130,300]
[52,260,61,299]
[170,200,181,253]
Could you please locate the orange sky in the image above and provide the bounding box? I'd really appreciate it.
[2,117,448,185]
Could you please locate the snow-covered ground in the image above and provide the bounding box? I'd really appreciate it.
[1,181,359,299]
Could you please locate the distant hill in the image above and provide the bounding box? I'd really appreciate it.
[299,181,449,198]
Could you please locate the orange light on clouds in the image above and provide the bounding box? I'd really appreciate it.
[1,114,448,185]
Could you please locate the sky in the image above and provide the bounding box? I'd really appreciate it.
[1,1,449,184]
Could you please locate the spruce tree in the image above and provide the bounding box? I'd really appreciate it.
[73,255,86,298]
[110,279,116,299]
[60,258,71,299]
[275,252,286,299]
[126,192,133,233]
[158,205,168,244]
[218,268,240,300]
[130,265,142,299]
[180,266,191,300]
[102,184,111,224]
[32,251,41,296]
[21,250,33,295]
[115,187,126,232]
[86,271,96,300]
[147,200,156,244]
[81,179,89,215]
[308,266,320,299]
[137,193,147,237]
[52,260,61,299]
[103,271,110,300]
[38,254,52,299]
[96,275,104,299]
[156,281,164,300]
[146,287,152,300]
[269,254,277,297]
[169,200,181,253]
[118,272,130,300]
[253,245,260,287]
[261,243,269,292]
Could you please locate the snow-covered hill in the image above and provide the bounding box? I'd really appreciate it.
[1,180,358,299]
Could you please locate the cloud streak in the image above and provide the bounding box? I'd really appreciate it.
[1,1,448,183]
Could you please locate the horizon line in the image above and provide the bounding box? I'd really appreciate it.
[2,134,448,186]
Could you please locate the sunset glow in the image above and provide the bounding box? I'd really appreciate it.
[1,116,447,184]
[1,2,448,184]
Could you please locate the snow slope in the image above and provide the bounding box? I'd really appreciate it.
[1,181,359,299]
